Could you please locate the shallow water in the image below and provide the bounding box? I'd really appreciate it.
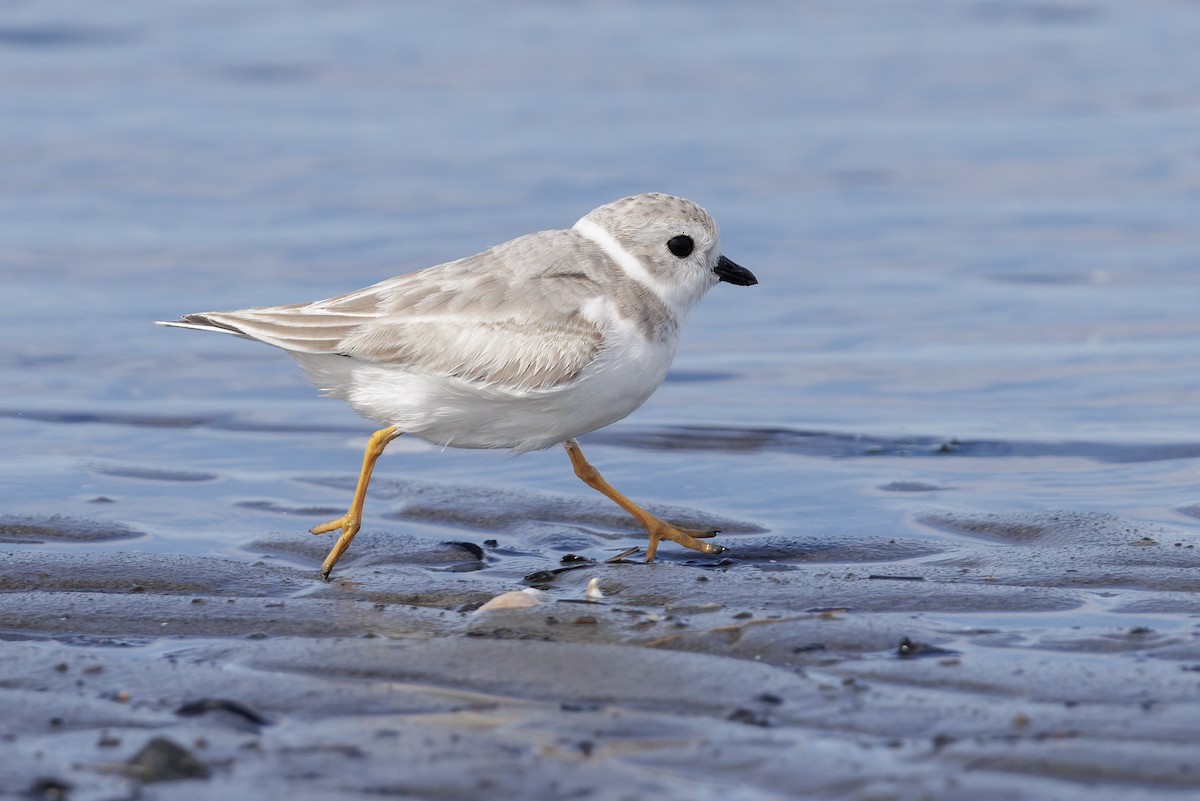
[2,2,1200,799]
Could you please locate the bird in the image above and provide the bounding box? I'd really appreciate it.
[158,193,757,579]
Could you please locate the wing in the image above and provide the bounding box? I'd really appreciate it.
[160,230,612,392]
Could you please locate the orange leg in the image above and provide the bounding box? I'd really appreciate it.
[311,426,402,579]
[563,439,724,561]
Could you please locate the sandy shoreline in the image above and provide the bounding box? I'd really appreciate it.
[4,507,1198,800]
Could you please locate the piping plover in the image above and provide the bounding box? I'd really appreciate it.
[159,193,757,578]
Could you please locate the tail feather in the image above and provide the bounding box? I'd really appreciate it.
[156,310,354,353]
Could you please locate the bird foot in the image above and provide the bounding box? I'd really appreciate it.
[310,513,362,579]
[646,521,725,562]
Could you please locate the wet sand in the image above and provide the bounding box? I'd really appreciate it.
[3,454,1199,800]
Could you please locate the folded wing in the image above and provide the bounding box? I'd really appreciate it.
[160,231,610,392]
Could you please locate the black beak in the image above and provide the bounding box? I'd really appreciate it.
[714,255,757,286]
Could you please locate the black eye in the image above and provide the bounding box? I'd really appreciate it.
[666,235,694,258]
